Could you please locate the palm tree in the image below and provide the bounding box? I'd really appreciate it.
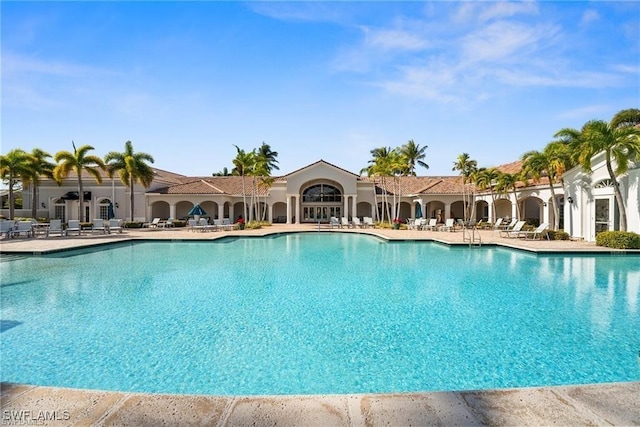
[53,142,106,222]
[104,141,155,221]
[474,167,499,222]
[495,171,523,220]
[555,112,640,231]
[212,167,231,176]
[400,139,429,176]
[452,153,477,221]
[23,148,55,219]
[232,145,255,221]
[521,142,572,230]
[257,142,279,174]
[0,148,31,219]
[610,108,640,129]
[366,147,395,222]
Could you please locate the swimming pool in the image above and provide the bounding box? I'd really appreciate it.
[1,233,639,395]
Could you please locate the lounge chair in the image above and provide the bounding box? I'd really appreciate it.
[352,217,365,228]
[159,218,174,229]
[499,220,526,238]
[187,219,199,232]
[10,221,33,238]
[495,218,518,231]
[0,221,14,239]
[423,218,437,231]
[222,218,234,230]
[143,218,161,228]
[520,222,550,240]
[195,218,216,232]
[109,219,123,233]
[341,217,352,228]
[491,218,504,231]
[438,218,455,232]
[363,217,375,228]
[92,219,108,234]
[67,220,82,236]
[329,216,341,228]
[47,219,65,237]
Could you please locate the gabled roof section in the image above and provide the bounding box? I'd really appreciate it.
[283,159,360,179]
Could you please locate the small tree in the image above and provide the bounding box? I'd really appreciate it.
[53,142,106,222]
[104,141,155,221]
[0,149,31,219]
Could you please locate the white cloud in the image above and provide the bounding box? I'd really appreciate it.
[477,1,539,22]
[580,9,600,26]
[557,105,612,121]
[362,26,430,52]
[453,1,539,24]
[461,21,559,63]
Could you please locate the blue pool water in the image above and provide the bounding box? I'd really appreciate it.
[1,233,639,395]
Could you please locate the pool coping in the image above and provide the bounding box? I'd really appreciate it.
[2,381,639,426]
[2,225,639,425]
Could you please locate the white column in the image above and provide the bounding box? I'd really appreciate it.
[444,203,451,221]
[487,201,494,222]
[351,195,357,219]
[218,203,224,220]
[169,203,176,219]
[511,200,518,219]
[343,197,349,219]
[295,195,301,224]
[286,195,292,224]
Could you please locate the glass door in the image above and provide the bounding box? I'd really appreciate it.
[595,198,610,234]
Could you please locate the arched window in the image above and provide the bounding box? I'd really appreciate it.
[302,184,342,203]
[594,179,614,188]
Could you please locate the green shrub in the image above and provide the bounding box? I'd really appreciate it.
[244,220,262,230]
[172,220,186,228]
[596,231,640,249]
[123,221,143,229]
[547,230,570,240]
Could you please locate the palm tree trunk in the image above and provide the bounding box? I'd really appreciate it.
[512,186,521,220]
[548,182,559,230]
[77,172,84,222]
[129,176,135,221]
[8,174,15,220]
[606,153,628,231]
[32,183,38,219]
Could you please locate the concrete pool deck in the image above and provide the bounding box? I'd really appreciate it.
[1,224,639,426]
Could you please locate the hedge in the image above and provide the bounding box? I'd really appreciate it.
[595,231,640,249]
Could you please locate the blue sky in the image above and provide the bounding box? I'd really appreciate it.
[2,1,639,178]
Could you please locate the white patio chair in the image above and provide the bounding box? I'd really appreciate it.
[47,219,65,237]
[67,220,82,236]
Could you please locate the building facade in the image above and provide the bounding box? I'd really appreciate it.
[8,157,640,242]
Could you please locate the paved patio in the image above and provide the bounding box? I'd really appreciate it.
[1,224,638,426]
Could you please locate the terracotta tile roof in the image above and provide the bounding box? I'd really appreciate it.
[50,166,189,184]
[360,176,467,195]
[495,160,523,174]
[150,176,270,196]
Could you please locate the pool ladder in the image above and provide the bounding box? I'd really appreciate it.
[463,226,482,247]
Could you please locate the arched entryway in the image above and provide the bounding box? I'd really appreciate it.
[300,182,343,223]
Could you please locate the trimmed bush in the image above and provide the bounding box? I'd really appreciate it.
[596,231,640,249]
[547,230,570,240]
[123,221,143,229]
[172,220,186,228]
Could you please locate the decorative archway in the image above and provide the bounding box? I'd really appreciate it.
[300,182,343,222]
